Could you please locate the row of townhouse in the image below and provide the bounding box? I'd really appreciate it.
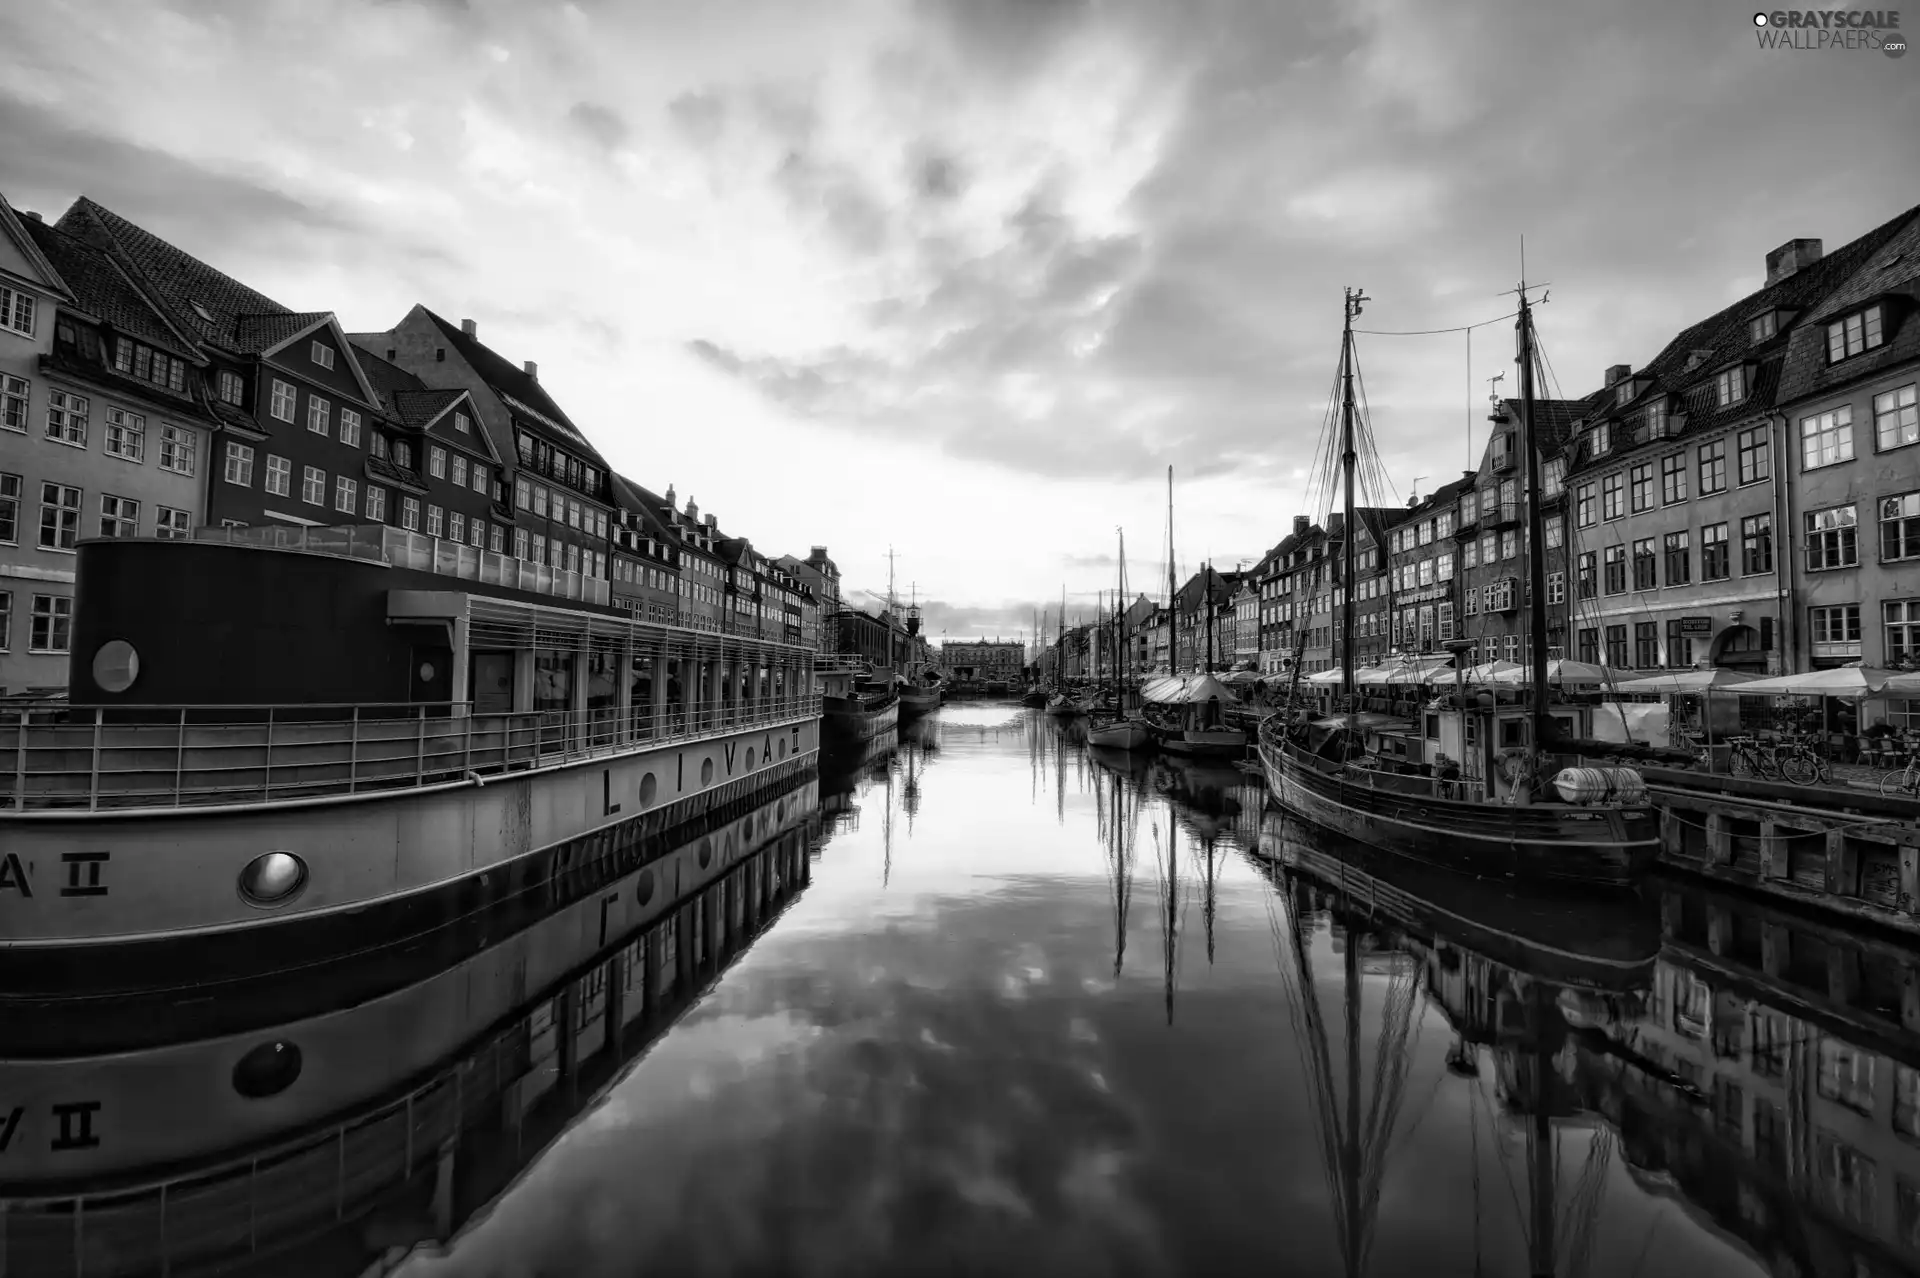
[1037,566,1241,679]
[0,191,834,693]
[1239,199,1920,733]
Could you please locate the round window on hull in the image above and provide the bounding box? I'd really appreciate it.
[239,851,309,907]
[92,640,140,694]
[232,1040,303,1098]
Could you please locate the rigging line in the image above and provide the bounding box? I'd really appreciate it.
[1353,309,1520,336]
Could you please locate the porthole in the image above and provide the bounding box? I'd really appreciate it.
[238,852,308,906]
[746,748,756,770]
[419,662,437,682]
[635,868,656,906]
[700,757,714,787]
[639,772,657,806]
[232,1040,303,1098]
[697,838,713,869]
[92,640,140,693]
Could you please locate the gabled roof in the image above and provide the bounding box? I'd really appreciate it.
[20,217,201,362]
[237,311,333,355]
[392,389,468,431]
[0,195,74,303]
[1778,207,1920,406]
[1490,397,1593,457]
[609,473,683,548]
[416,307,604,459]
[56,197,293,352]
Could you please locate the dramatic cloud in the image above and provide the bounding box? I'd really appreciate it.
[0,0,1909,614]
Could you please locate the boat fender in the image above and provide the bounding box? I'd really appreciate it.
[1550,766,1648,806]
[467,770,485,787]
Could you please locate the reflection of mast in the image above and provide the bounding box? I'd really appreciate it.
[1100,764,1139,980]
[902,733,922,836]
[1197,834,1221,966]
[1268,874,1423,1278]
[1154,816,1183,1026]
[882,743,895,888]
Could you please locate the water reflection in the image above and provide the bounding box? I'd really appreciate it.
[9,704,1920,1276]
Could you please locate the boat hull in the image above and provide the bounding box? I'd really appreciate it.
[1257,725,1658,890]
[0,715,819,968]
[1086,718,1154,751]
[898,687,942,717]
[822,697,899,747]
[1157,727,1249,758]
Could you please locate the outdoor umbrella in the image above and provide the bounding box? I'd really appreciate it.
[1305,668,1347,685]
[1608,667,1763,756]
[1489,658,1610,686]
[1726,666,1897,698]
[1428,660,1523,685]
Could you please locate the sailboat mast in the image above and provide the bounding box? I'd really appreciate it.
[1204,562,1214,672]
[1167,466,1178,673]
[1340,289,1366,730]
[1519,287,1551,754]
[1117,528,1128,706]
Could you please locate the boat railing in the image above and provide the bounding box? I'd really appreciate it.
[0,694,823,813]
[182,523,613,608]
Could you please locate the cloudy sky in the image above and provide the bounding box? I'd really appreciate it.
[1,0,1914,641]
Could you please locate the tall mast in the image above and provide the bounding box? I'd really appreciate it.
[1341,288,1367,733]
[1167,466,1177,673]
[1117,527,1128,705]
[886,545,897,671]
[1204,561,1214,672]
[1518,284,1551,757]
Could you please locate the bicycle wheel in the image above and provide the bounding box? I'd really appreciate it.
[1780,754,1819,786]
[1883,769,1920,799]
[1730,748,1757,777]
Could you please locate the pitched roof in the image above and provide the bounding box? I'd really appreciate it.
[55,197,293,351]
[234,311,332,355]
[392,388,467,431]
[20,217,201,362]
[0,196,74,302]
[350,342,428,407]
[609,473,682,545]
[416,307,604,459]
[1777,206,1920,406]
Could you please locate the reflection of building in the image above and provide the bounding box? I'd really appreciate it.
[941,638,1023,686]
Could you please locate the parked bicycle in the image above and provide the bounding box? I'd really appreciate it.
[1883,755,1920,800]
[1776,738,1832,787]
[1673,729,1714,772]
[1723,735,1781,780]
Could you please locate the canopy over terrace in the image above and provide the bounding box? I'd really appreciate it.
[1729,666,1900,698]
[1141,674,1242,706]
[1354,654,1456,685]
[1487,659,1610,687]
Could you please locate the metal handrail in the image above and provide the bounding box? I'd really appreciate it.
[0,695,823,813]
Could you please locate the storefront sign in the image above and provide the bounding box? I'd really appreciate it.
[1679,616,1713,635]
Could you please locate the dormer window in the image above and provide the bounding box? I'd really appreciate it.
[218,370,245,406]
[112,337,188,394]
[1749,312,1777,343]
[1589,422,1612,457]
[311,340,335,370]
[1615,380,1636,407]
[1715,365,1748,408]
[1827,305,1884,363]
[1643,398,1669,439]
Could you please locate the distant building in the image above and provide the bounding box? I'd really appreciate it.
[941,638,1023,685]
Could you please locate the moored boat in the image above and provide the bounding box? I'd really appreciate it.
[818,658,900,747]
[1260,286,1657,889]
[0,525,822,985]
[1142,673,1250,758]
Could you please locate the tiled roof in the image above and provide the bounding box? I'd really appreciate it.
[609,473,681,545]
[418,308,604,460]
[1777,207,1920,406]
[55,197,292,351]
[365,454,427,494]
[37,348,215,422]
[350,342,428,409]
[392,388,466,431]
[21,218,201,362]
[233,311,331,355]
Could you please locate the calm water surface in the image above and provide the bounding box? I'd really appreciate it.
[381,703,1876,1278]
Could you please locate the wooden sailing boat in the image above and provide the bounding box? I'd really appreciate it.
[1045,586,1094,716]
[1258,285,1658,889]
[1089,529,1154,750]
[897,583,944,717]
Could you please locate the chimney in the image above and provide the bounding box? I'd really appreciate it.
[811,545,827,558]
[686,497,698,521]
[1765,238,1823,286]
[18,210,41,223]
[1605,363,1632,387]
[664,484,676,508]
[460,317,477,337]
[523,360,538,381]
[1293,515,1310,535]
[704,513,717,529]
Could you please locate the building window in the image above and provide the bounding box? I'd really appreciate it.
[366,486,386,522]
[490,524,505,554]
[472,463,489,494]
[1882,493,1920,563]
[1543,516,1563,549]
[270,379,297,423]
[1632,538,1657,590]
[454,410,471,434]
[218,370,245,405]
[531,532,547,564]
[301,465,325,506]
[1715,366,1747,407]
[1499,530,1518,561]
[568,499,582,529]
[1546,571,1565,604]
[1876,383,1918,451]
[1629,464,1653,513]
[401,497,420,531]
[1464,539,1479,568]
[1589,423,1611,456]
[1666,620,1694,669]
[158,424,196,476]
[1805,504,1858,571]
[470,518,485,548]
[29,594,71,653]
[1541,457,1565,498]
[155,505,191,538]
[1463,585,1479,616]
[0,284,36,336]
[264,454,292,497]
[1750,311,1777,343]
[38,482,81,550]
[426,504,444,537]
[1603,545,1626,595]
[514,527,529,559]
[311,339,335,370]
[1826,305,1884,362]
[533,485,550,519]
[1577,551,1597,599]
[1888,600,1920,664]
[1634,622,1659,668]
[430,446,447,479]
[334,476,357,513]
[566,543,581,573]
[1602,474,1624,520]
[451,454,468,488]
[1662,530,1691,585]
[1605,624,1628,667]
[1,373,27,433]
[306,395,331,436]
[371,432,389,460]
[516,478,531,510]
[1577,628,1599,664]
[339,407,362,448]
[1801,406,1854,469]
[1702,522,1730,580]
[1660,453,1688,505]
[97,493,139,538]
[101,406,146,462]
[1436,551,1454,579]
[448,511,465,543]
[393,440,412,469]
[1732,426,1769,485]
[1741,513,1773,575]
[1811,604,1863,661]
[112,339,187,393]
[1696,441,1727,496]
[0,472,19,545]
[1575,483,1595,527]
[224,442,254,486]
[45,389,88,446]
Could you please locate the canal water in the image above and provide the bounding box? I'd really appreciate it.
[8,700,1917,1276]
